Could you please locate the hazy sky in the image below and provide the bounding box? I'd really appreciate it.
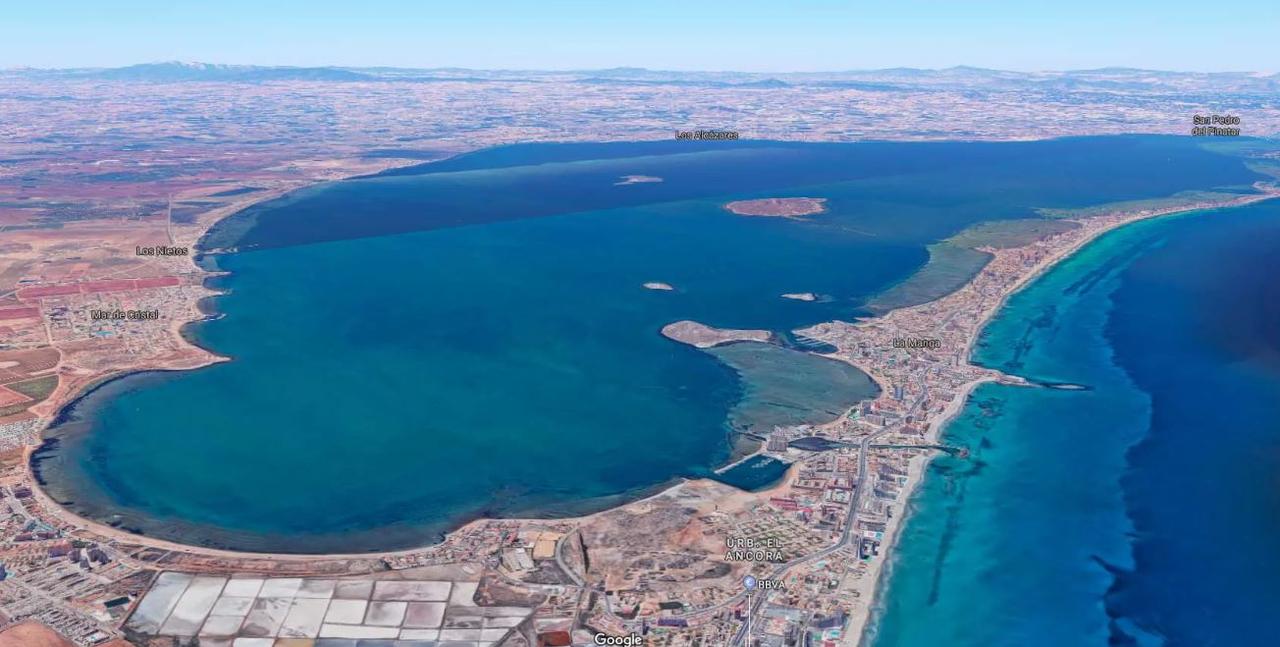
[4,0,1276,72]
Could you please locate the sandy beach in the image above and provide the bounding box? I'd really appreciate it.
[841,376,992,645]
[832,185,1280,645]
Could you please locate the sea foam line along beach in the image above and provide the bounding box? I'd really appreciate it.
[815,185,1280,645]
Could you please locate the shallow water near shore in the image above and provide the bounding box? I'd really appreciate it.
[32,137,1263,553]
[867,200,1280,646]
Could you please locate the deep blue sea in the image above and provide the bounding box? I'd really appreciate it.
[30,137,1268,561]
[868,199,1280,646]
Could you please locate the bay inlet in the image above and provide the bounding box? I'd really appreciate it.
[30,137,1266,555]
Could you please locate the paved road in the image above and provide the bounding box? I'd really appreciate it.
[555,398,911,643]
[729,427,891,646]
[728,379,932,645]
[554,529,585,587]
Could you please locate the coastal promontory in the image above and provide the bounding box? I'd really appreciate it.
[660,320,772,348]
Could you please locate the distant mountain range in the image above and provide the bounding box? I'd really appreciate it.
[14,62,375,82]
[94,62,372,82]
[6,61,1279,93]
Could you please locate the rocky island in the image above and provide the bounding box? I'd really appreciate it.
[615,175,663,185]
[725,197,827,217]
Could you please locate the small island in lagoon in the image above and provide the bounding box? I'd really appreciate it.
[725,197,827,217]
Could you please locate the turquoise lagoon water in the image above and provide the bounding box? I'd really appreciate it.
[33,137,1262,553]
[867,200,1280,646]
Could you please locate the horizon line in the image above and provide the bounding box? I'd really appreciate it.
[3,60,1276,77]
